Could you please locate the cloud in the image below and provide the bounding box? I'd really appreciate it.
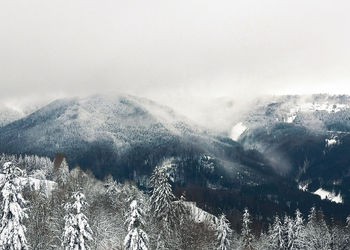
[0,0,349,104]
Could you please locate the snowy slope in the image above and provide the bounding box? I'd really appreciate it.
[0,105,23,127]
[0,101,47,127]
[313,188,343,204]
[0,174,57,196]
[0,94,347,219]
[0,95,200,154]
[233,94,350,206]
[0,94,283,188]
[230,122,247,141]
[1,95,253,181]
[182,201,219,226]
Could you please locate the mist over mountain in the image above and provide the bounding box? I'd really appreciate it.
[0,105,22,127]
[0,94,270,183]
[0,93,349,224]
[2,1,350,248]
[229,95,350,205]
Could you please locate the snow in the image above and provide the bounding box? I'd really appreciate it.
[286,114,297,123]
[63,191,93,250]
[0,174,57,196]
[216,214,232,250]
[182,201,219,227]
[299,183,343,204]
[284,108,298,123]
[313,188,343,204]
[298,184,308,191]
[124,199,148,250]
[297,102,348,113]
[283,102,349,125]
[0,162,29,249]
[325,136,340,148]
[230,122,247,141]
[1,95,203,159]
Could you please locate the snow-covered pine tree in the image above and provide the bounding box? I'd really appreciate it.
[305,207,331,250]
[149,161,178,249]
[291,209,306,250]
[149,164,175,230]
[240,208,254,250]
[329,217,348,250]
[267,215,284,250]
[316,209,331,250]
[255,231,270,250]
[0,161,29,250]
[344,215,350,247]
[174,192,190,227]
[53,157,69,186]
[304,206,318,249]
[62,191,93,250]
[283,214,293,249]
[216,213,232,250]
[124,200,149,250]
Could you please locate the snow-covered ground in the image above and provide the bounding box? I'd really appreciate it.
[298,183,308,191]
[230,122,247,141]
[298,183,343,204]
[295,102,348,114]
[0,174,57,196]
[313,188,343,204]
[285,114,297,123]
[283,102,349,124]
[181,201,219,227]
[325,136,340,148]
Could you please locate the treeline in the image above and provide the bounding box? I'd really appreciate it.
[0,155,349,249]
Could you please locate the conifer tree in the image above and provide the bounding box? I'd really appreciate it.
[291,209,306,250]
[149,161,178,249]
[53,158,69,186]
[0,162,29,250]
[316,209,331,250]
[345,215,350,246]
[305,207,331,250]
[268,215,284,250]
[216,213,232,250]
[62,191,93,250]
[240,208,253,250]
[124,200,149,250]
[283,214,293,249]
[149,164,175,230]
[304,206,318,249]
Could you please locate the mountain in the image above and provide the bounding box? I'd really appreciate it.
[0,101,47,127]
[231,95,350,206]
[0,105,23,127]
[0,94,348,224]
[0,94,270,181]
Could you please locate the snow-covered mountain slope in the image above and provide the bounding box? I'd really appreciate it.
[229,94,350,206]
[0,95,197,153]
[0,95,271,182]
[234,94,350,133]
[182,201,219,226]
[0,174,57,196]
[313,188,343,204]
[0,105,23,127]
[0,94,348,219]
[0,100,48,127]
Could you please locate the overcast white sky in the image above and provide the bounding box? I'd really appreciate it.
[0,0,350,107]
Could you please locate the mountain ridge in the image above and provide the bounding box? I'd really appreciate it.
[0,93,349,221]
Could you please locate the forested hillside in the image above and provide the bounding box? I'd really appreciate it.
[0,154,349,249]
[1,95,348,228]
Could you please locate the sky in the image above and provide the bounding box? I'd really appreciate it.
[0,0,350,109]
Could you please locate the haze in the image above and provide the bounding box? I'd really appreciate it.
[1,0,349,117]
